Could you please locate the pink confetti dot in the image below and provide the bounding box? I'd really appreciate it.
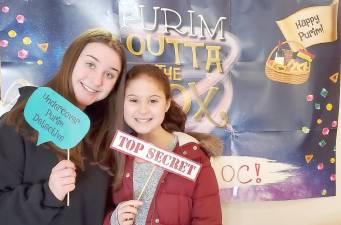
[0,40,8,47]
[317,162,324,170]
[306,95,314,102]
[16,15,25,23]
[2,6,9,13]
[331,121,337,128]
[322,128,329,136]
[330,174,336,182]
[18,49,28,59]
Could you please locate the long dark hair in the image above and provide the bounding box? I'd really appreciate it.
[4,28,127,172]
[113,64,187,189]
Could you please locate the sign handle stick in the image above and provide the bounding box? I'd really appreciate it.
[67,149,70,206]
[137,166,156,200]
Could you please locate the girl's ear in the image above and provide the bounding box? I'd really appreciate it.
[165,99,171,112]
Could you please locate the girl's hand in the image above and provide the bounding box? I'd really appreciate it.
[116,200,143,225]
[48,160,76,201]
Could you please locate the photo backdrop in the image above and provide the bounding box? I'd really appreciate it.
[0,0,340,202]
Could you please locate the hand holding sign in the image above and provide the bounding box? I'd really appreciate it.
[111,130,202,223]
[24,87,90,206]
[111,130,202,199]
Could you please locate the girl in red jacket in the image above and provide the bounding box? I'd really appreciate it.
[104,64,222,225]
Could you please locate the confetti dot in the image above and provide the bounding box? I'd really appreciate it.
[38,43,49,52]
[0,40,8,47]
[330,174,336,182]
[321,189,327,196]
[36,59,43,65]
[322,128,329,136]
[330,157,336,164]
[2,6,9,13]
[8,30,17,38]
[301,126,310,134]
[306,95,314,102]
[22,36,32,45]
[329,73,339,83]
[305,154,313,164]
[17,49,28,59]
[317,162,324,170]
[318,140,326,147]
[331,121,337,128]
[314,103,320,110]
[316,118,322,124]
[16,15,25,23]
[320,88,328,98]
[333,146,336,152]
[326,103,333,111]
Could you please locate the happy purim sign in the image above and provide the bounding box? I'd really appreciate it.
[111,130,202,181]
[24,87,90,149]
[276,1,338,51]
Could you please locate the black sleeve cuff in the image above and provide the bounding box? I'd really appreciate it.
[42,182,65,208]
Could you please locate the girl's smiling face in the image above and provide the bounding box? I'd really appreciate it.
[71,42,121,110]
[124,74,170,135]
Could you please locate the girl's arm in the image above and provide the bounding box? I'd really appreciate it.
[0,122,64,225]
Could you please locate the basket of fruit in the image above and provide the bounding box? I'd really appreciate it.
[265,41,313,85]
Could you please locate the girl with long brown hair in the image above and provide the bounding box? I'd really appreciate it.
[104,64,222,225]
[0,28,126,225]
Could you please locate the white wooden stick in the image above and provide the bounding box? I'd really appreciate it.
[137,166,156,200]
[67,149,70,206]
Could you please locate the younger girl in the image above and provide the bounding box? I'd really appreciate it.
[105,64,222,225]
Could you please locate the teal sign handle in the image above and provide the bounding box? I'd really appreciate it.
[24,87,90,150]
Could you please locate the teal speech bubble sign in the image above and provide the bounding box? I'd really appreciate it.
[24,87,90,150]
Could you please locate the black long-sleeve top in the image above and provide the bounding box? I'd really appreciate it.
[0,117,110,225]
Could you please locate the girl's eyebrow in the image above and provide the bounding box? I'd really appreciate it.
[126,94,137,97]
[85,54,120,72]
[85,54,99,62]
[150,95,161,98]
[126,94,162,98]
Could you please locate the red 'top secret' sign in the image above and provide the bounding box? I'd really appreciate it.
[111,130,202,181]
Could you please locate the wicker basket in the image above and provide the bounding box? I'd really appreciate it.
[265,41,311,85]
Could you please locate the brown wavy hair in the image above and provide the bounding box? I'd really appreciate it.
[4,28,127,174]
[113,64,187,189]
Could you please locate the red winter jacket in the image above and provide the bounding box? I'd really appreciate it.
[104,132,222,225]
